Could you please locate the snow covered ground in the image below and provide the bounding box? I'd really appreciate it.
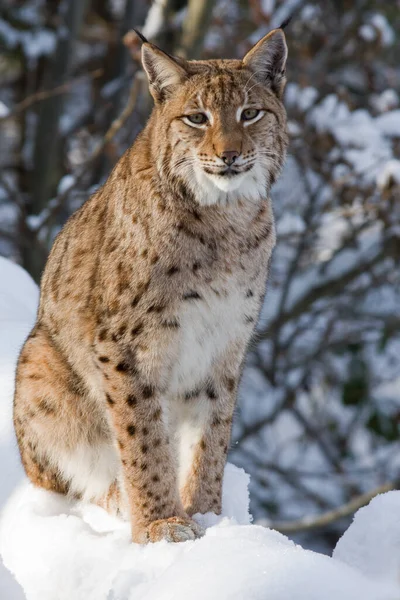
[0,257,39,599]
[0,256,400,600]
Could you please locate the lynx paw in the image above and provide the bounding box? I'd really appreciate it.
[144,516,204,543]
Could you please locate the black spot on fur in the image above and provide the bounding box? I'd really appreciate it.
[142,385,155,399]
[131,323,143,336]
[147,304,166,314]
[206,383,218,400]
[183,291,202,300]
[98,328,108,341]
[117,325,127,337]
[226,377,235,392]
[192,262,201,272]
[127,394,137,407]
[161,318,180,329]
[131,296,140,308]
[116,361,129,372]
[184,387,202,401]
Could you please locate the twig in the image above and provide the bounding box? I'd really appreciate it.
[99,72,143,148]
[0,69,104,123]
[258,481,396,534]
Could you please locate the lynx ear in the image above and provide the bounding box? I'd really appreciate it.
[141,43,188,103]
[243,29,288,98]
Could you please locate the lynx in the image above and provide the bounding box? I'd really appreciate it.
[14,27,288,543]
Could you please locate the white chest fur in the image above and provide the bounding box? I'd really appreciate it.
[170,278,255,394]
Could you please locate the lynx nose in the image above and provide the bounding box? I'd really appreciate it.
[220,150,239,166]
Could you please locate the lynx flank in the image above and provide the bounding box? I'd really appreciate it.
[14,28,288,543]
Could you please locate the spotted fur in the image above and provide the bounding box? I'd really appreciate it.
[13,28,288,544]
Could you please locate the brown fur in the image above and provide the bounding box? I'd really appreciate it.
[14,29,288,543]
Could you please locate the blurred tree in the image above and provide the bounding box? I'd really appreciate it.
[29,0,89,279]
[178,0,215,58]
[0,0,399,553]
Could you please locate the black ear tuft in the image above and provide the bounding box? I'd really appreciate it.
[279,16,292,30]
[133,29,149,44]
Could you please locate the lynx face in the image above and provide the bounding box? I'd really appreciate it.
[142,30,289,205]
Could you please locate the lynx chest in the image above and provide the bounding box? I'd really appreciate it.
[170,270,262,394]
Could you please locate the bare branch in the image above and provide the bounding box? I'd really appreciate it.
[257,482,396,534]
[0,69,104,123]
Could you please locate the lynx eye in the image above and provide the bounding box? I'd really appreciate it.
[241,108,260,121]
[186,113,208,125]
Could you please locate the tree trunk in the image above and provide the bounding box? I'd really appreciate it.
[27,0,89,280]
[177,0,215,59]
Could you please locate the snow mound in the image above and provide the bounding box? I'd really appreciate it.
[334,491,400,585]
[1,475,399,600]
[0,256,38,509]
[0,255,38,327]
[0,256,400,600]
[0,256,38,599]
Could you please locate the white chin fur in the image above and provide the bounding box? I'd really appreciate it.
[190,163,268,206]
[206,171,248,192]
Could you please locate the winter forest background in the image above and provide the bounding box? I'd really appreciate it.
[0,0,399,554]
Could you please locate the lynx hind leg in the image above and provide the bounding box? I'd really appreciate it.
[94,481,129,518]
[14,327,118,502]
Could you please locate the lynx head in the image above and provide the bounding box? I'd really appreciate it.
[140,28,289,206]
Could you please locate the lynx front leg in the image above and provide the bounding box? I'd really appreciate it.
[96,348,202,543]
[180,374,238,516]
